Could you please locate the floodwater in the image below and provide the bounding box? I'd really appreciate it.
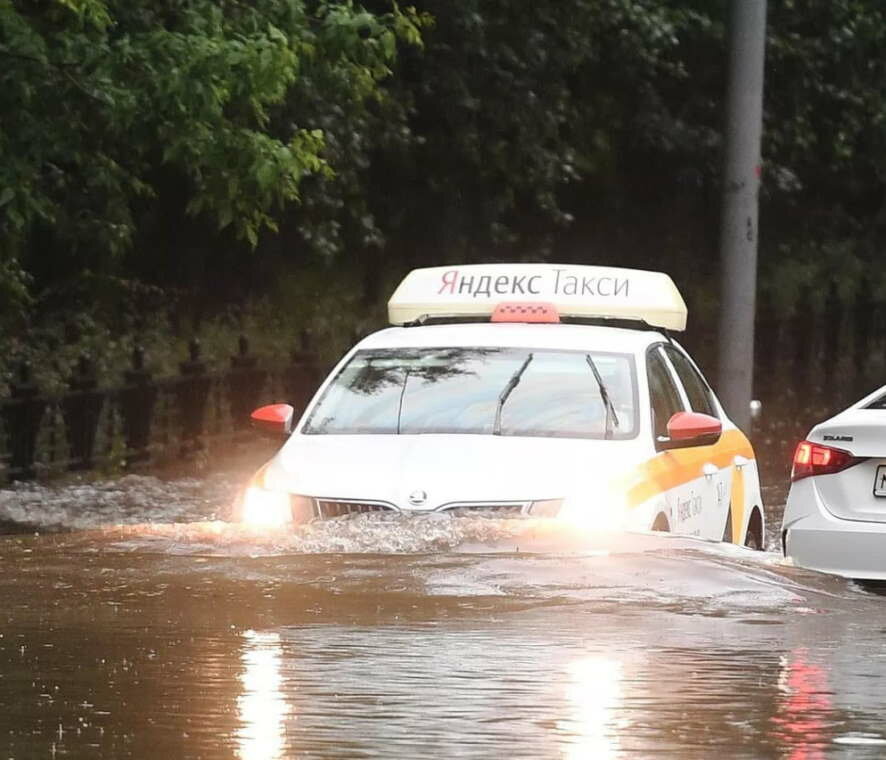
[2,455,886,758]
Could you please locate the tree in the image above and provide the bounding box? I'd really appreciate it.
[0,0,424,319]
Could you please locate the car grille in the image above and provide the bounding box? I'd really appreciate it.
[314,499,398,519]
[439,502,530,517]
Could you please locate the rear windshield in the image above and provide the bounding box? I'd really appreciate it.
[302,347,638,439]
[867,393,886,409]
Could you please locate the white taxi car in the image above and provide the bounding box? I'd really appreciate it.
[237,264,765,547]
[782,387,886,578]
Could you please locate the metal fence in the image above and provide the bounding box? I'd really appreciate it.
[680,284,885,414]
[5,294,883,484]
[0,337,322,483]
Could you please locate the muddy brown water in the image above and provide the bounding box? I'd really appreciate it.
[2,430,886,758]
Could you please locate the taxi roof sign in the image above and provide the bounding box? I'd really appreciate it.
[387,264,688,331]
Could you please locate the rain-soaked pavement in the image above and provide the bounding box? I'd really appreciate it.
[2,451,886,758]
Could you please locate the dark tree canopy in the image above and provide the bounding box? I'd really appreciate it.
[2,0,885,369]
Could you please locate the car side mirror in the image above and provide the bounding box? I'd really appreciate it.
[657,411,722,451]
[250,403,295,438]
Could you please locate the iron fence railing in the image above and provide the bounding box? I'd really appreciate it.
[0,337,322,483]
[4,293,883,484]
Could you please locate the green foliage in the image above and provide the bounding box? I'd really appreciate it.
[275,0,734,267]
[4,0,886,366]
[0,0,423,271]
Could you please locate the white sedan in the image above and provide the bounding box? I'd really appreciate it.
[237,264,765,547]
[782,385,886,579]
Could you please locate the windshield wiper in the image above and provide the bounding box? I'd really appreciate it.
[494,353,533,435]
[586,354,620,439]
[396,367,411,434]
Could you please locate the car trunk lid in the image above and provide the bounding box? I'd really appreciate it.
[810,409,886,523]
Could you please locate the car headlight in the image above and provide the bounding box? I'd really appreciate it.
[556,491,627,532]
[241,486,294,527]
[237,464,313,526]
[529,498,564,517]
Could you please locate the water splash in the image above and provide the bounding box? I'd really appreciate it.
[83,512,592,556]
[0,473,235,532]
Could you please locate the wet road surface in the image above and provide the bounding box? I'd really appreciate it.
[3,467,886,758]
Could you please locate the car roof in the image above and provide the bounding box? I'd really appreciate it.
[353,322,665,354]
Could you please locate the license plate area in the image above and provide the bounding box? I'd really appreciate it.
[874,465,886,497]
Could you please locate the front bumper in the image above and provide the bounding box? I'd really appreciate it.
[783,478,886,580]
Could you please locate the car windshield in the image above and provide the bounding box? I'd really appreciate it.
[302,347,637,439]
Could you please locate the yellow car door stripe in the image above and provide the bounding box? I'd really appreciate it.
[619,429,755,509]
[729,463,746,543]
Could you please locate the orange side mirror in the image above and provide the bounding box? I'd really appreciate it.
[250,404,294,438]
[659,411,722,450]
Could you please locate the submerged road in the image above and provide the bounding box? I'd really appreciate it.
[1,465,886,758]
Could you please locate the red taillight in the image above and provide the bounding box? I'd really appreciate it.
[491,302,560,323]
[791,440,860,481]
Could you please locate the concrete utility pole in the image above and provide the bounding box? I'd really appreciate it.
[717,0,767,433]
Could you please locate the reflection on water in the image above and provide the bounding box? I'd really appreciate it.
[5,450,886,758]
[560,657,623,759]
[773,649,831,760]
[237,631,288,760]
[2,519,886,758]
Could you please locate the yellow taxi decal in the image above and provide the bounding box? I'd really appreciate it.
[729,460,746,543]
[620,429,755,509]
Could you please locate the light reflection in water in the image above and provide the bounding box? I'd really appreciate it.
[559,656,624,759]
[772,648,831,760]
[237,630,289,760]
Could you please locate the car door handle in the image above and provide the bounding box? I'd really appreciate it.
[734,455,749,470]
[702,463,719,480]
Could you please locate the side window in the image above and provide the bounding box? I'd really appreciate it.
[647,348,684,441]
[663,346,718,418]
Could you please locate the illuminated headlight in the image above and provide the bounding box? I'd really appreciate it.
[556,492,627,532]
[241,487,293,527]
[529,498,564,517]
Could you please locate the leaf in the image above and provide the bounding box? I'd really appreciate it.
[218,205,233,230]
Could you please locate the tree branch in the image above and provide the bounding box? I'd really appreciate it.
[0,45,109,104]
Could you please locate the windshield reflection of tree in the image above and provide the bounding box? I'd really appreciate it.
[307,348,634,437]
[399,348,516,434]
[306,348,507,434]
[348,348,502,396]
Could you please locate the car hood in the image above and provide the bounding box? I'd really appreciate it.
[270,433,636,511]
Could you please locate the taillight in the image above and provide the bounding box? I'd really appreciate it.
[791,440,861,481]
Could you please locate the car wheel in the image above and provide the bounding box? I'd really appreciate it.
[744,508,764,551]
[651,513,670,532]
